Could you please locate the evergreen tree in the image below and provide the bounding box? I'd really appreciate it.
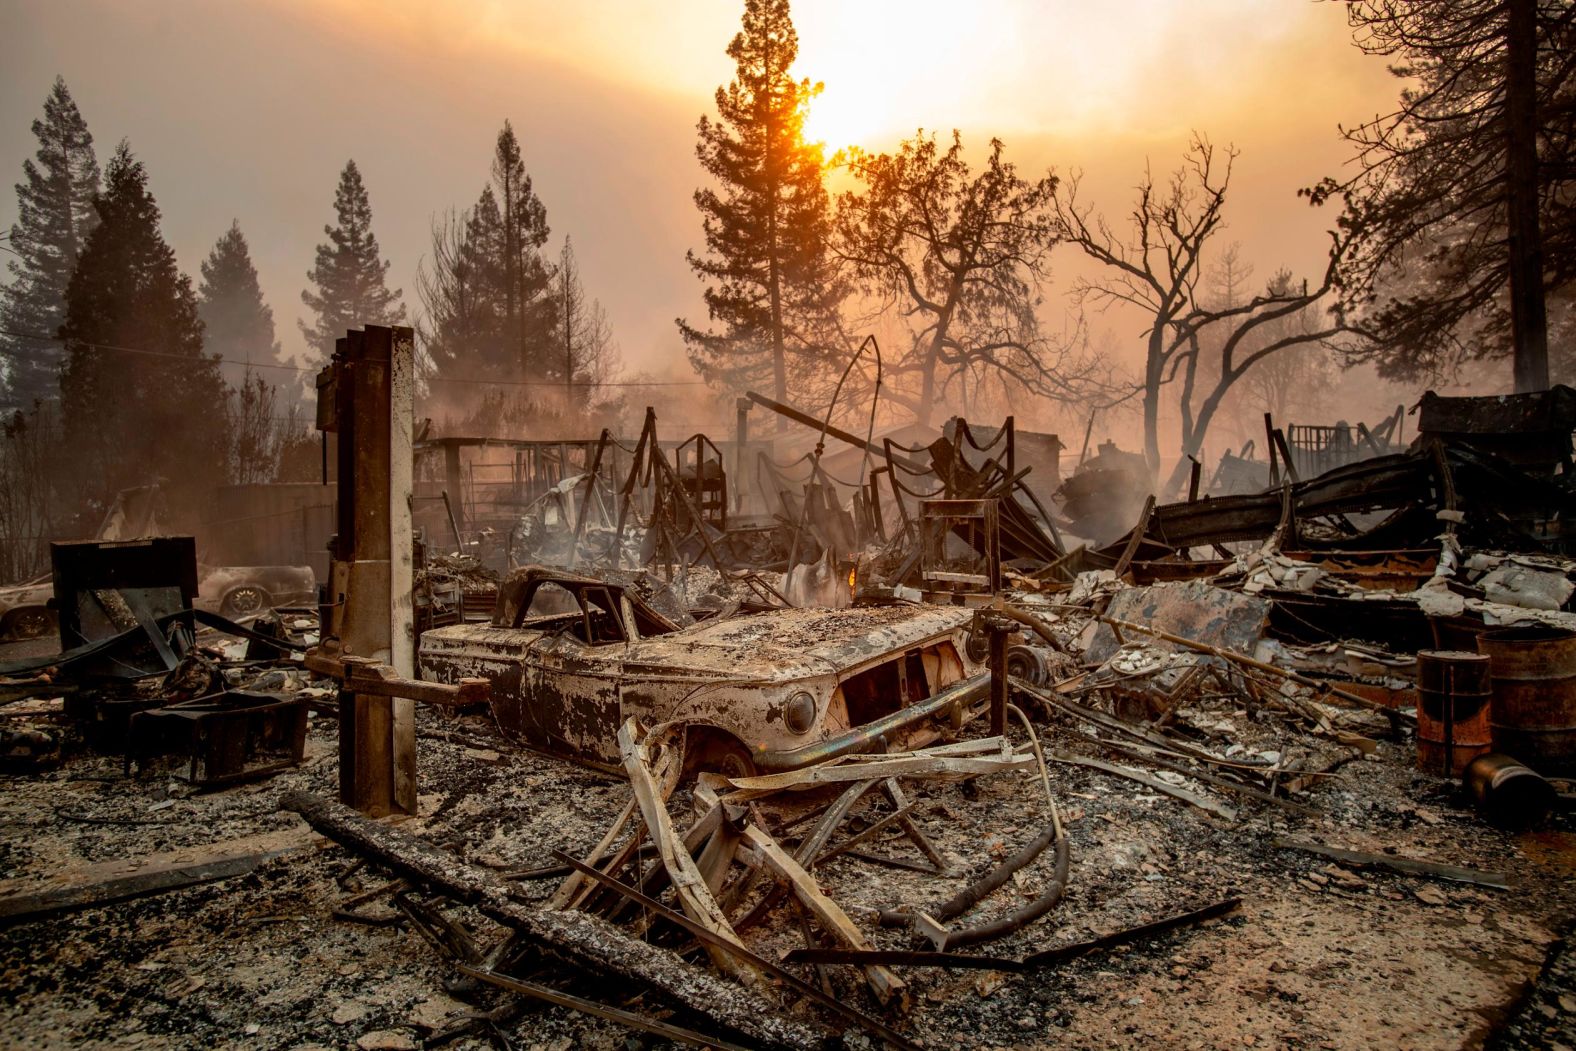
[59,142,227,511]
[417,185,508,386]
[553,236,617,402]
[418,126,562,389]
[0,76,99,411]
[490,123,555,377]
[199,220,284,392]
[300,160,404,358]
[1309,0,1576,386]
[679,0,843,402]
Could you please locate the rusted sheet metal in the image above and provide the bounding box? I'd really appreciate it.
[1418,387,1576,474]
[1082,581,1270,664]
[419,569,983,770]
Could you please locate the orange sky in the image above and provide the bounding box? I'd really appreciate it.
[0,0,1406,430]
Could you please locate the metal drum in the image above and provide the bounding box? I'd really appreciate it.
[1463,753,1554,830]
[1415,650,1494,777]
[1477,625,1576,777]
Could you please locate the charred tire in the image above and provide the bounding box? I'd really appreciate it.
[220,585,270,618]
[3,607,54,641]
[684,729,757,781]
[1005,644,1050,686]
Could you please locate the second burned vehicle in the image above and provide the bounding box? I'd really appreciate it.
[419,566,989,775]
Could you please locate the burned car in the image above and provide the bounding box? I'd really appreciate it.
[196,564,316,618]
[0,575,55,640]
[418,566,988,775]
[0,564,315,641]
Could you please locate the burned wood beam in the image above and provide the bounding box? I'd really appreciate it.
[277,790,825,1051]
[1271,838,1510,890]
[549,848,922,1051]
[746,391,929,473]
[742,824,909,1008]
[619,721,765,991]
[0,845,297,926]
[881,779,950,873]
[1047,752,1238,821]
[814,802,921,867]
[457,965,756,1051]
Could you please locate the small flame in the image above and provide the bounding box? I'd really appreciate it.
[848,563,857,593]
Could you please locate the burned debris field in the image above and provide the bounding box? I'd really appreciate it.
[8,1,1576,1049]
[8,376,1576,1051]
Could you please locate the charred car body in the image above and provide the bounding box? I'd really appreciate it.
[418,565,988,775]
[0,564,316,640]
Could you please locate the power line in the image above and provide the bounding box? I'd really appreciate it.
[0,327,708,388]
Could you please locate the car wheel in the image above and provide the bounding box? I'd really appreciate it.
[4,607,54,641]
[220,585,270,618]
[685,731,757,780]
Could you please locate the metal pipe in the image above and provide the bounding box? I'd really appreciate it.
[752,672,989,772]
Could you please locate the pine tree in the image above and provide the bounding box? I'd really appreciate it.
[199,220,284,392]
[1309,0,1576,386]
[553,236,617,404]
[490,123,554,377]
[417,185,508,386]
[59,142,227,511]
[0,76,100,411]
[418,126,562,390]
[300,160,404,359]
[679,0,843,402]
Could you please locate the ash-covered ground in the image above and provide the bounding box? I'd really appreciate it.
[3,684,1576,1050]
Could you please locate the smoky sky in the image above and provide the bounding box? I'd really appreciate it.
[0,0,1407,434]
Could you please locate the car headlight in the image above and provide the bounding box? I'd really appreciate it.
[785,690,818,735]
[965,629,989,664]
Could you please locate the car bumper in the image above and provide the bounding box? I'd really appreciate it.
[752,671,990,772]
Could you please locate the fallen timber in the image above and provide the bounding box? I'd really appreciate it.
[277,790,827,1051]
[785,897,1243,971]
[1272,838,1510,890]
[550,848,924,1051]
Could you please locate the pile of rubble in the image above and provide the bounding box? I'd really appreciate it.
[8,386,1576,1047]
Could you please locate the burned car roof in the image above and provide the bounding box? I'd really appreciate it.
[493,564,681,636]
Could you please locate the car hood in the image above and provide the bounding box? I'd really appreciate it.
[0,582,51,612]
[619,603,974,681]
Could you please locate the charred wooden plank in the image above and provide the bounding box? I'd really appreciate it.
[459,964,756,1051]
[550,847,921,1051]
[1271,838,1509,889]
[744,824,908,1008]
[619,721,765,991]
[278,790,824,1051]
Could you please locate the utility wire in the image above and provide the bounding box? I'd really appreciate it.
[0,327,707,387]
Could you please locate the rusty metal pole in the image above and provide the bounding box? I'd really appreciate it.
[313,325,417,817]
[976,609,1012,738]
[735,397,752,515]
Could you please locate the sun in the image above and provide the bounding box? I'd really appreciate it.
[802,84,892,154]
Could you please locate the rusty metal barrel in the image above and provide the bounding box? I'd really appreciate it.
[1415,649,1493,777]
[1477,625,1576,777]
[1463,752,1554,830]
